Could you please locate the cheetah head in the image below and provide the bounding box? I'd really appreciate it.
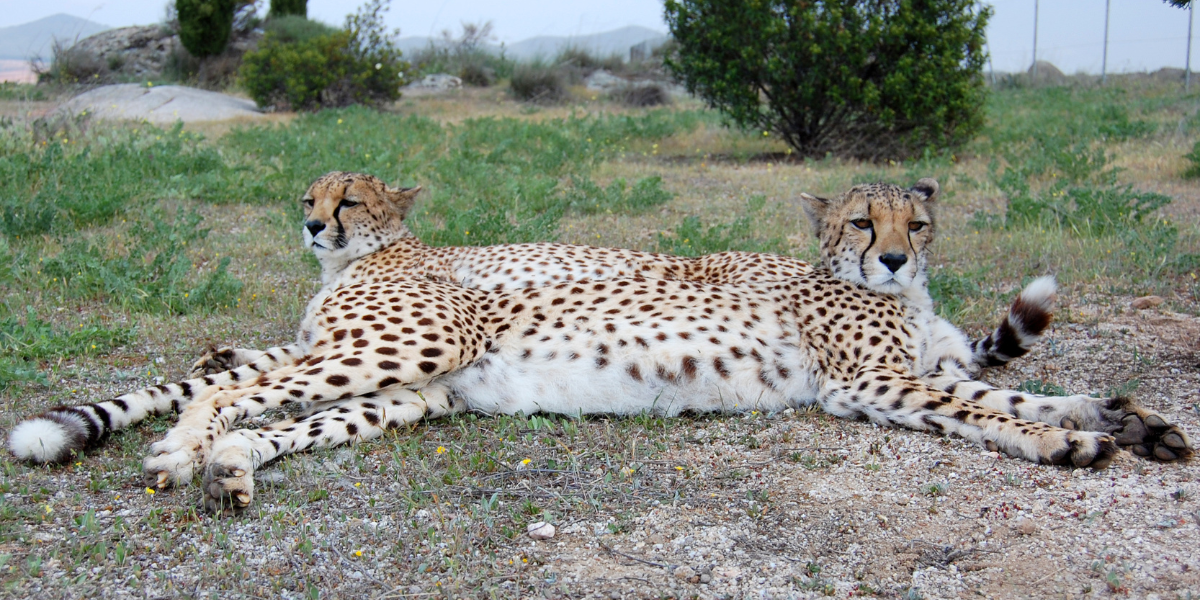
[800,178,938,297]
[301,171,421,263]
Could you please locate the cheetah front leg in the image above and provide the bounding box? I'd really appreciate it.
[927,369,1192,461]
[9,344,308,465]
[203,386,456,514]
[823,366,1120,468]
[144,347,464,488]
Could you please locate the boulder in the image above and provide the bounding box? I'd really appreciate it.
[56,84,263,123]
[404,73,462,92]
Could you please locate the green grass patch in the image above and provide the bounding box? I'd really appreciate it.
[0,309,132,389]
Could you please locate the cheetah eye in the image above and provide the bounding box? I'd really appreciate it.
[301,198,314,208]
[339,200,360,209]
[851,219,872,230]
[908,221,927,232]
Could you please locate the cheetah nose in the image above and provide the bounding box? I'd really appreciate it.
[879,253,908,273]
[305,220,326,237]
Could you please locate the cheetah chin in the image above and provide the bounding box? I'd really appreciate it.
[9,173,1189,513]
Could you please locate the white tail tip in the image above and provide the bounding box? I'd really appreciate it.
[8,416,79,463]
[1020,275,1057,308]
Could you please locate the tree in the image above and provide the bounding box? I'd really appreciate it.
[663,0,992,160]
[176,0,236,58]
[269,0,307,18]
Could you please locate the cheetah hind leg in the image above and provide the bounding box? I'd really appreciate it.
[188,344,303,378]
[1098,397,1192,461]
[202,386,453,514]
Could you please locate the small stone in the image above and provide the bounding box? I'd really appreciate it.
[700,573,712,584]
[673,565,696,581]
[527,521,556,540]
[1131,295,1164,310]
[1014,518,1037,535]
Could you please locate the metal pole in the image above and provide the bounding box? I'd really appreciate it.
[1188,3,1194,92]
[1032,0,1039,79]
[1102,0,1110,85]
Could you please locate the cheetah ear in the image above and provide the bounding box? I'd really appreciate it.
[385,185,423,216]
[799,192,830,231]
[911,178,939,202]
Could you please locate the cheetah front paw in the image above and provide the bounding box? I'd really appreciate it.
[1100,397,1192,461]
[1042,431,1119,469]
[188,347,240,378]
[143,432,208,488]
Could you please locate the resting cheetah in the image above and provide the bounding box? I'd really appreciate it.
[12,173,1042,466]
[10,177,1191,513]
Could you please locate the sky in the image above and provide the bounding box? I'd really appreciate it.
[1,0,1196,74]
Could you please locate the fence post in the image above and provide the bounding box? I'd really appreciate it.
[1102,0,1110,85]
[1031,0,1039,79]
[1188,3,1194,92]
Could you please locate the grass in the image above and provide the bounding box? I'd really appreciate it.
[0,78,1198,596]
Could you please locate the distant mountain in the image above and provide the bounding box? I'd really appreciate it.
[506,26,668,61]
[396,25,669,61]
[0,14,111,61]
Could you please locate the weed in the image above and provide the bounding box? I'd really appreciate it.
[1018,379,1067,397]
[565,176,673,215]
[655,195,785,256]
[922,482,949,496]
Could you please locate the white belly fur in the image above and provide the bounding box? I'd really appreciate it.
[440,320,823,417]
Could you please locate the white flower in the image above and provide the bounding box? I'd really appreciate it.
[375,63,382,70]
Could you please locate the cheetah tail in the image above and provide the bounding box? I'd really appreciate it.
[970,276,1056,369]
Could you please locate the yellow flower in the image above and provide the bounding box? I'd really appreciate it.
[338,119,344,124]
[675,466,684,471]
[521,458,531,465]
[145,488,156,495]
[44,505,52,514]
[354,482,362,487]
[436,446,446,454]
[355,550,362,557]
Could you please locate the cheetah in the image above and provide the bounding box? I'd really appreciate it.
[9,178,1191,514]
[12,173,1044,466]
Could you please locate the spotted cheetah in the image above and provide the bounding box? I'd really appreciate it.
[10,177,1191,514]
[12,173,1043,466]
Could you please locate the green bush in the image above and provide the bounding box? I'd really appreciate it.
[509,63,567,104]
[663,0,991,160]
[269,0,307,18]
[240,0,410,111]
[176,0,236,59]
[262,15,337,44]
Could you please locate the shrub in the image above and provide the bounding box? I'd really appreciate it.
[176,0,236,59]
[263,15,338,44]
[459,61,494,87]
[1184,140,1200,178]
[611,84,671,107]
[35,39,108,84]
[664,0,991,160]
[269,0,307,18]
[240,0,410,111]
[509,63,567,103]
